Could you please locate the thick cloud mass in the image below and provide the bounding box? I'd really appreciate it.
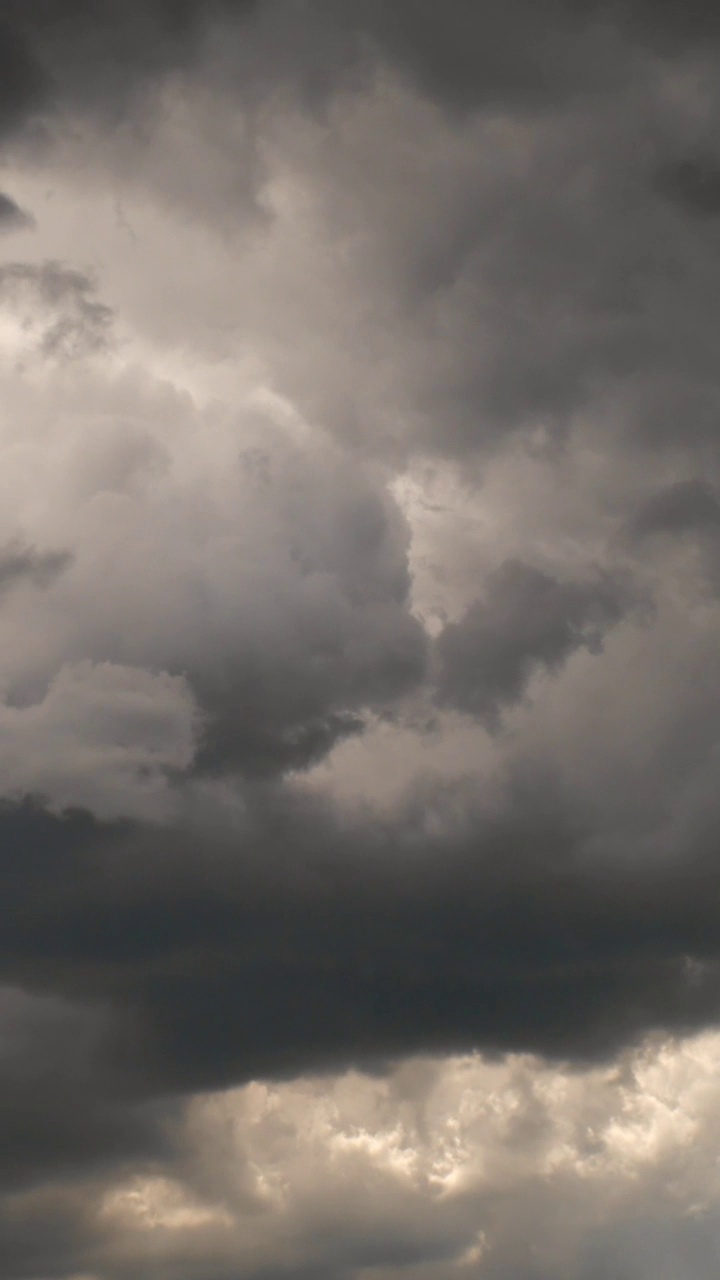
[3,1,720,1278]
[0,0,708,145]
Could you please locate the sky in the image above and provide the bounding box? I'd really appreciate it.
[2,2,720,1277]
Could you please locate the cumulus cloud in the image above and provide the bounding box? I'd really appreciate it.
[0,369,426,778]
[2,2,720,1278]
[5,1030,720,1280]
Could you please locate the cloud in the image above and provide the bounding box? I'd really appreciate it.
[3,2,720,1277]
[4,1031,720,1280]
[0,987,173,1194]
[0,191,35,231]
[56,47,705,467]
[0,538,72,594]
[3,707,720,1102]
[622,480,720,595]
[608,0,720,49]
[435,560,632,726]
[0,14,47,138]
[0,0,719,1102]
[0,364,426,780]
[0,660,201,821]
[653,157,720,218]
[0,0,705,159]
[627,479,720,541]
[0,261,115,358]
[0,2,256,139]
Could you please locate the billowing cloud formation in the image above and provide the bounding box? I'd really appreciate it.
[0,355,425,778]
[3,2,720,1278]
[84,1032,720,1278]
[4,1020,720,1280]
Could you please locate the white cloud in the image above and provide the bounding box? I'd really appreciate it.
[86,1032,720,1280]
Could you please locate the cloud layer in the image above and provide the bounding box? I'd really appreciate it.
[2,2,720,1278]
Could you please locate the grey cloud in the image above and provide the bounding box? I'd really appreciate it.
[3,3,720,1277]
[0,261,114,358]
[605,0,720,48]
[1,740,720,1101]
[0,539,72,594]
[622,481,720,597]
[8,6,720,467]
[0,986,174,1195]
[0,191,35,231]
[189,439,427,775]
[408,128,720,457]
[0,392,427,782]
[0,984,180,1280]
[0,0,702,151]
[654,157,720,218]
[204,61,720,466]
[627,479,720,541]
[0,661,200,822]
[435,561,632,725]
[0,15,47,138]
[304,0,632,114]
[0,1,256,138]
[0,552,716,1262]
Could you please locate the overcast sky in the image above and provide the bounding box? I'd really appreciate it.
[2,3,720,1278]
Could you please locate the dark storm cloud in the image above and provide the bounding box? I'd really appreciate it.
[0,983,181,1280]
[0,0,709,148]
[0,985,173,1194]
[5,3,720,1277]
[195,703,367,779]
[0,0,258,138]
[435,561,632,726]
[1,755,719,1110]
[192,625,425,778]
[0,0,717,1083]
[309,0,631,113]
